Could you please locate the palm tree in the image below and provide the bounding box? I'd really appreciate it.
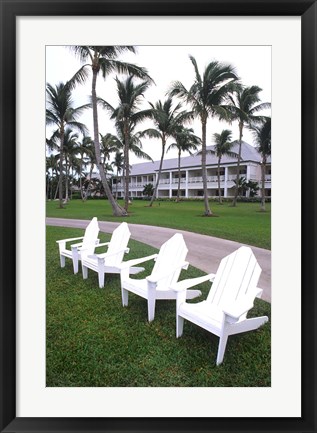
[169,56,238,216]
[212,129,238,204]
[232,176,249,198]
[99,75,153,211]
[76,136,94,201]
[167,127,201,201]
[250,117,271,211]
[111,151,124,200]
[226,84,271,207]
[141,98,193,206]
[143,183,154,199]
[46,154,59,200]
[46,81,89,208]
[70,46,153,216]
[99,132,121,175]
[62,129,81,201]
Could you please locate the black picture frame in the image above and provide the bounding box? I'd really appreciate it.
[0,1,316,432]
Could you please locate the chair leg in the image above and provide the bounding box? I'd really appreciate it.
[60,255,65,268]
[82,264,88,280]
[147,295,156,322]
[72,257,79,274]
[216,333,229,366]
[122,287,129,307]
[176,315,184,338]
[98,271,105,289]
[71,248,79,274]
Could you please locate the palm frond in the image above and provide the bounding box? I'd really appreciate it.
[138,128,162,140]
[69,46,93,63]
[100,58,154,83]
[96,97,115,114]
[129,143,153,161]
[168,81,189,100]
[189,55,202,85]
[249,102,271,115]
[65,65,90,91]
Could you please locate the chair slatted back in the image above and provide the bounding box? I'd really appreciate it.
[151,233,188,290]
[104,222,131,267]
[206,247,261,309]
[82,217,100,255]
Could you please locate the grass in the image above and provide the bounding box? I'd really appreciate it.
[46,199,271,249]
[46,226,271,387]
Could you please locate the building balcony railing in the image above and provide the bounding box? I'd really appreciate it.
[188,175,225,183]
[171,178,186,183]
[116,174,268,190]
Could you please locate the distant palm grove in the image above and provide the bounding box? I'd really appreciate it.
[46,45,271,216]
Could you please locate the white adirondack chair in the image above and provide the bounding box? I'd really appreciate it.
[81,222,143,288]
[56,217,100,274]
[173,246,269,365]
[120,233,201,322]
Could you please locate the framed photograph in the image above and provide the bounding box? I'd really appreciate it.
[1,0,316,432]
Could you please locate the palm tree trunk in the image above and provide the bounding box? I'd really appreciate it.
[149,136,165,207]
[79,160,84,201]
[65,157,69,202]
[54,179,59,200]
[124,122,130,211]
[84,164,94,201]
[201,117,212,215]
[91,67,127,216]
[232,122,243,207]
[79,175,84,201]
[218,157,222,204]
[176,149,181,202]
[260,157,266,211]
[58,130,64,208]
[116,168,119,200]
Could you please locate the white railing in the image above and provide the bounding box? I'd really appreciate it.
[159,178,170,184]
[187,176,202,183]
[171,178,186,183]
[188,175,224,183]
[265,175,272,182]
[228,174,238,181]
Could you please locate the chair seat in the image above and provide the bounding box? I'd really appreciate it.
[178,300,224,334]
[60,248,74,259]
[123,277,148,296]
[122,277,175,299]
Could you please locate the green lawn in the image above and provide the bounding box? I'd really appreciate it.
[46,226,271,387]
[46,199,271,249]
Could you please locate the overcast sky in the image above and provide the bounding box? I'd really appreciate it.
[46,45,271,165]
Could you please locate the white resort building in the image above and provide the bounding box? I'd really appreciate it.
[113,141,271,200]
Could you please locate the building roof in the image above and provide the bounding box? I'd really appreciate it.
[129,141,264,176]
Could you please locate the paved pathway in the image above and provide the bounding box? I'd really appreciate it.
[46,217,271,303]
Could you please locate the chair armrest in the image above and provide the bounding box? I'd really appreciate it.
[56,236,84,244]
[171,273,215,292]
[119,254,158,270]
[71,242,84,250]
[94,242,110,248]
[87,247,130,260]
[222,300,254,320]
[146,261,189,284]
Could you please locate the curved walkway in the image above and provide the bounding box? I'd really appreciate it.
[46,217,271,303]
